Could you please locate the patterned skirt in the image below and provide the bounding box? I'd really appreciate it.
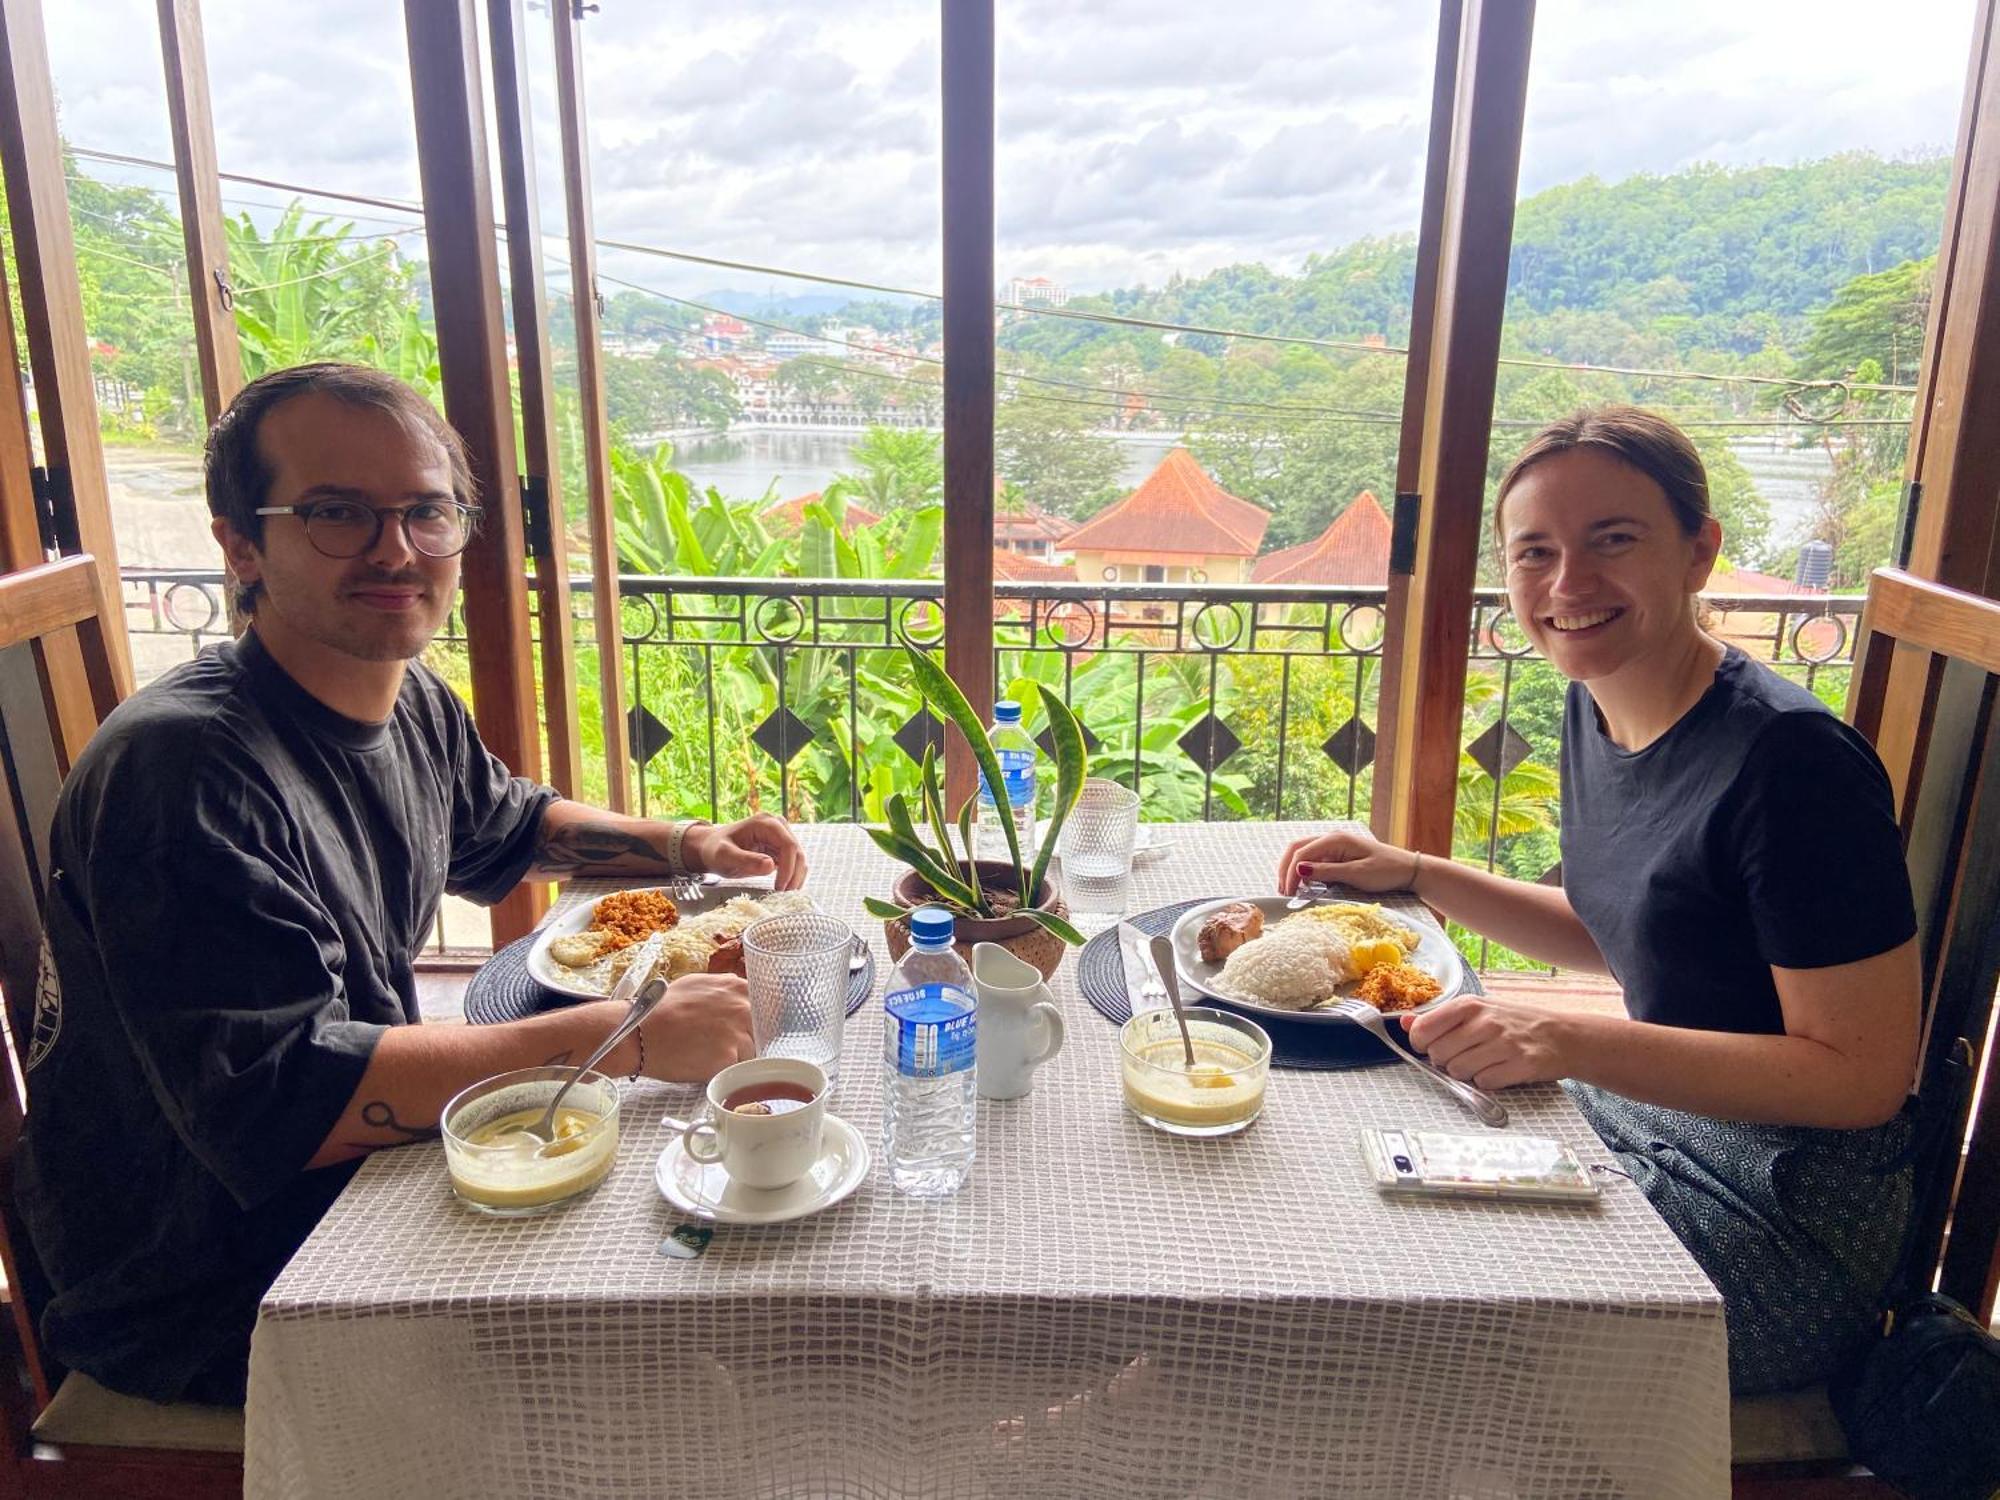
[1564,1080,1912,1395]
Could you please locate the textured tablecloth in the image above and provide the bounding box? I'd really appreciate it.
[245,823,1729,1500]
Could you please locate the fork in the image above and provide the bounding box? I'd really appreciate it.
[1286,878,1336,911]
[1323,996,1509,1128]
[665,872,720,903]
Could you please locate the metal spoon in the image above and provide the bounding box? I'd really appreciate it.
[1323,996,1509,1128]
[1148,933,1199,1070]
[524,973,670,1147]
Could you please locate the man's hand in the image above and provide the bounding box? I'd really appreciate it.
[1402,996,1570,1092]
[684,814,807,889]
[627,973,758,1083]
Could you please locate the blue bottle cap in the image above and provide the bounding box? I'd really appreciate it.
[908,906,955,946]
[993,700,1022,723]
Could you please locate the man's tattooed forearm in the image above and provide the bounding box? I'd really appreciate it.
[543,1048,574,1067]
[533,821,669,876]
[358,1100,440,1144]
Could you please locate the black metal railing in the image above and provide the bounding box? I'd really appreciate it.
[121,568,1864,961]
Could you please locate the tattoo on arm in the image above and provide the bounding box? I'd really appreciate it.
[359,1100,440,1145]
[533,821,669,877]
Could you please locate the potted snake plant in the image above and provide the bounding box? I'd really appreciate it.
[863,645,1088,978]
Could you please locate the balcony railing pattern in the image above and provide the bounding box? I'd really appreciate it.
[120,568,1863,965]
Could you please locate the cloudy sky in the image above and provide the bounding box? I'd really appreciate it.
[49,0,1977,304]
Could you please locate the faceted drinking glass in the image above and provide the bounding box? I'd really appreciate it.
[1058,778,1142,918]
[742,910,854,1079]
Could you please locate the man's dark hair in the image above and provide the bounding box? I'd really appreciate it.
[204,362,476,614]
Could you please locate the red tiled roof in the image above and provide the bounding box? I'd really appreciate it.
[994,501,1076,545]
[1062,448,1269,557]
[991,548,1075,582]
[761,492,883,534]
[1251,491,1391,585]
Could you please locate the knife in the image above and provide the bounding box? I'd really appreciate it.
[1117,921,1167,1013]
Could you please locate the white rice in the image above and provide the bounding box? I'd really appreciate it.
[1216,921,1352,1010]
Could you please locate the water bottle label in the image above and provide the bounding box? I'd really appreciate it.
[978,749,1036,811]
[884,982,976,1078]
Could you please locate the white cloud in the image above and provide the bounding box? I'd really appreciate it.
[45,0,1975,305]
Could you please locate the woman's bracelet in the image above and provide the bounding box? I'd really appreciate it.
[1409,848,1423,891]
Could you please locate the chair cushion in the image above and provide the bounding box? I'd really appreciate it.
[1731,1384,1848,1465]
[29,1371,244,1454]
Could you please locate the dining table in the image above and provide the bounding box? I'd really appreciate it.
[244,820,1729,1500]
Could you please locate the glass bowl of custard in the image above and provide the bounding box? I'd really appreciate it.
[1119,1007,1270,1137]
[441,1067,621,1216]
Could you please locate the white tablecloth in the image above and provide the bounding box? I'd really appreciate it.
[246,823,1728,1499]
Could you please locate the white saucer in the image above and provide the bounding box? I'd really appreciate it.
[655,1113,870,1225]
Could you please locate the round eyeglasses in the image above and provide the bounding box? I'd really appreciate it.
[254,499,480,559]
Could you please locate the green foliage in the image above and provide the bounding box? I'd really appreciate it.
[994,394,1125,518]
[836,426,942,512]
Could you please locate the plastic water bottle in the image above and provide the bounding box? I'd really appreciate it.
[976,700,1039,864]
[881,907,977,1198]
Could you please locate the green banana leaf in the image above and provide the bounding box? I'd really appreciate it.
[1029,681,1088,904]
[903,645,1027,903]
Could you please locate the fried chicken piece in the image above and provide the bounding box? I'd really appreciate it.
[1198,902,1264,964]
[706,935,747,978]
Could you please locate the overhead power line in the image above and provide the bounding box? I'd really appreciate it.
[71,142,1923,404]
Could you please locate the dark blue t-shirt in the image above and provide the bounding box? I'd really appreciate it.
[16,630,555,1402]
[1559,648,1915,1035]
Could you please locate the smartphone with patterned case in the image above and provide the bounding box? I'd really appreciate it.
[1361,1128,1602,1203]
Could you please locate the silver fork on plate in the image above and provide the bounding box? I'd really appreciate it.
[1286,879,1336,911]
[1323,995,1509,1128]
[665,872,719,903]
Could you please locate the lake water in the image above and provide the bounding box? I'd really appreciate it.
[669,426,1831,560]
[671,428,1178,506]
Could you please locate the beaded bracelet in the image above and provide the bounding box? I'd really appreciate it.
[628,1025,645,1083]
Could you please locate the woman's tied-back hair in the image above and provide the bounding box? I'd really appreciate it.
[1493,405,1714,547]
[204,362,476,614]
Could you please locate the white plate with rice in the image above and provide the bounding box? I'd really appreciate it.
[527,884,818,1000]
[1167,895,1464,1025]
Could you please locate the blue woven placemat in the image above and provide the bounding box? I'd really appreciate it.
[465,933,875,1025]
[1075,899,1485,1072]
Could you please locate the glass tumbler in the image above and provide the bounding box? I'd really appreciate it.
[1057,778,1142,917]
[742,910,854,1078]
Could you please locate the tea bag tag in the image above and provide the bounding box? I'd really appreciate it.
[658,1224,714,1259]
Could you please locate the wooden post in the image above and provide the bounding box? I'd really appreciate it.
[551,0,631,812]
[487,0,583,802]
[155,0,241,424]
[404,0,548,943]
[1855,0,2000,807]
[940,0,996,811]
[0,0,136,695]
[1373,0,1534,857]
[1372,0,1461,842]
[0,247,41,574]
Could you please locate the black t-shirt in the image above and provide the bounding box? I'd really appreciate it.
[16,630,554,1402]
[1559,648,1915,1036]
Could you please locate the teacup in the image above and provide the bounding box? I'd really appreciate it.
[682,1057,828,1190]
[970,943,1067,1100]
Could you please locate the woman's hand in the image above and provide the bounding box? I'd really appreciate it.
[1403,997,1571,1091]
[1277,828,1421,895]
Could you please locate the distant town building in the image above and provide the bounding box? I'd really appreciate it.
[1251,492,1392,585]
[700,313,752,352]
[993,501,1077,564]
[1064,447,1270,585]
[1005,276,1068,309]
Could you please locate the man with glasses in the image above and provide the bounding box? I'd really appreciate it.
[17,362,806,1407]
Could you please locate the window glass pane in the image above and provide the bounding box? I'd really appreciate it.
[573,3,943,824]
[1461,0,1972,969]
[996,2,1440,826]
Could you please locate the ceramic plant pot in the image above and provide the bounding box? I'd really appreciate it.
[883,861,1071,980]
